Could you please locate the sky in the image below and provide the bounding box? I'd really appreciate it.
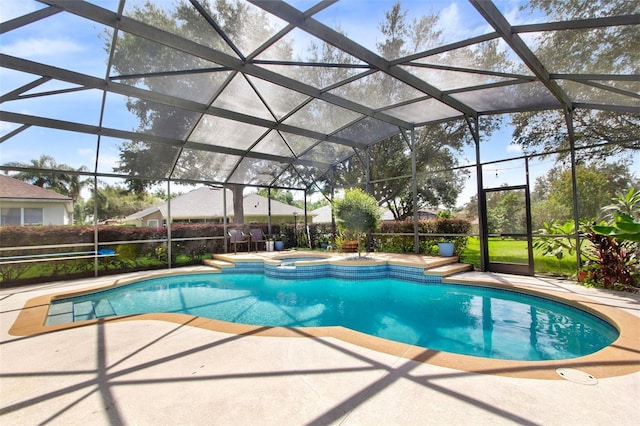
[1,0,637,208]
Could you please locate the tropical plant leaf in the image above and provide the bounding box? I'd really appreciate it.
[592,211,640,242]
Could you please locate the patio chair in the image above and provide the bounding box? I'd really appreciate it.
[248,227,267,252]
[228,229,249,254]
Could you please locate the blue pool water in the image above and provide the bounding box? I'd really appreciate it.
[46,273,618,361]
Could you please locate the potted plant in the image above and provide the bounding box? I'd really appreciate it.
[333,188,381,258]
[317,234,329,250]
[266,236,275,252]
[437,241,455,257]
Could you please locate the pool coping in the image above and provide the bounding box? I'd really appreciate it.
[8,258,640,381]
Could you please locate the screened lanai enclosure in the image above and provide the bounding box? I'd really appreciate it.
[1,0,638,281]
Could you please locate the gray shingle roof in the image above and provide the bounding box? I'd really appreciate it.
[243,193,306,217]
[123,187,307,220]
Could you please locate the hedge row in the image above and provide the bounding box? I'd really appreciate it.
[0,224,234,247]
[378,217,472,235]
[0,224,230,285]
[0,218,471,286]
[0,218,469,251]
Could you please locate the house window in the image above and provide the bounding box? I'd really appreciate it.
[1,208,21,225]
[24,208,44,225]
[0,207,43,226]
[147,219,159,227]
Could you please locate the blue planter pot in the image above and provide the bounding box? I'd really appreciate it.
[438,242,455,257]
[274,240,284,251]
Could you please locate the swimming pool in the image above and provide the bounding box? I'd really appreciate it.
[45,273,618,361]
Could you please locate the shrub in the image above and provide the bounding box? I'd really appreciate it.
[334,189,381,257]
[581,223,638,290]
[116,243,140,261]
[533,220,581,260]
[579,212,640,290]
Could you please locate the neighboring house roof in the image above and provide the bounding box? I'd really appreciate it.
[165,187,232,219]
[122,187,231,221]
[311,203,448,223]
[312,204,398,223]
[123,188,308,221]
[381,209,395,221]
[243,193,306,218]
[311,205,332,223]
[0,174,72,207]
[417,208,439,217]
[122,204,162,221]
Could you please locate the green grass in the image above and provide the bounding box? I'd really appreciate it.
[460,237,578,277]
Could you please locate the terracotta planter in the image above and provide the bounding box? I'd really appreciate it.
[342,241,358,253]
[577,270,588,282]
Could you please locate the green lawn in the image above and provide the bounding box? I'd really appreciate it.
[460,237,578,277]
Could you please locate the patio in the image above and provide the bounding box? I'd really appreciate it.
[1,1,639,423]
[2,265,639,425]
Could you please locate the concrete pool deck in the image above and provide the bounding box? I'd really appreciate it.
[1,253,639,425]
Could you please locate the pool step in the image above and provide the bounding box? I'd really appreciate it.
[94,300,117,318]
[203,253,472,278]
[202,258,233,272]
[425,262,473,277]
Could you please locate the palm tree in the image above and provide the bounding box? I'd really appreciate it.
[58,164,91,224]
[4,155,60,188]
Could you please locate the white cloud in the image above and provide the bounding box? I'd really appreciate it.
[438,2,491,43]
[501,0,546,25]
[506,143,523,153]
[3,38,84,58]
[502,1,528,25]
[439,3,462,33]
[97,152,120,173]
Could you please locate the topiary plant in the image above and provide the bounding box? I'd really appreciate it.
[333,188,381,257]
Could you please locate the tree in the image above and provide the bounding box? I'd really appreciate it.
[532,160,637,223]
[108,0,289,224]
[152,188,183,201]
[334,188,381,257]
[496,191,527,233]
[324,1,503,219]
[512,0,639,158]
[4,156,89,200]
[85,182,163,222]
[4,155,62,189]
[335,118,497,220]
[481,186,527,234]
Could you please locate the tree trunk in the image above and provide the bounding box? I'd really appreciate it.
[232,184,244,224]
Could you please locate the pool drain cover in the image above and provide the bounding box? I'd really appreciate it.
[556,368,598,385]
